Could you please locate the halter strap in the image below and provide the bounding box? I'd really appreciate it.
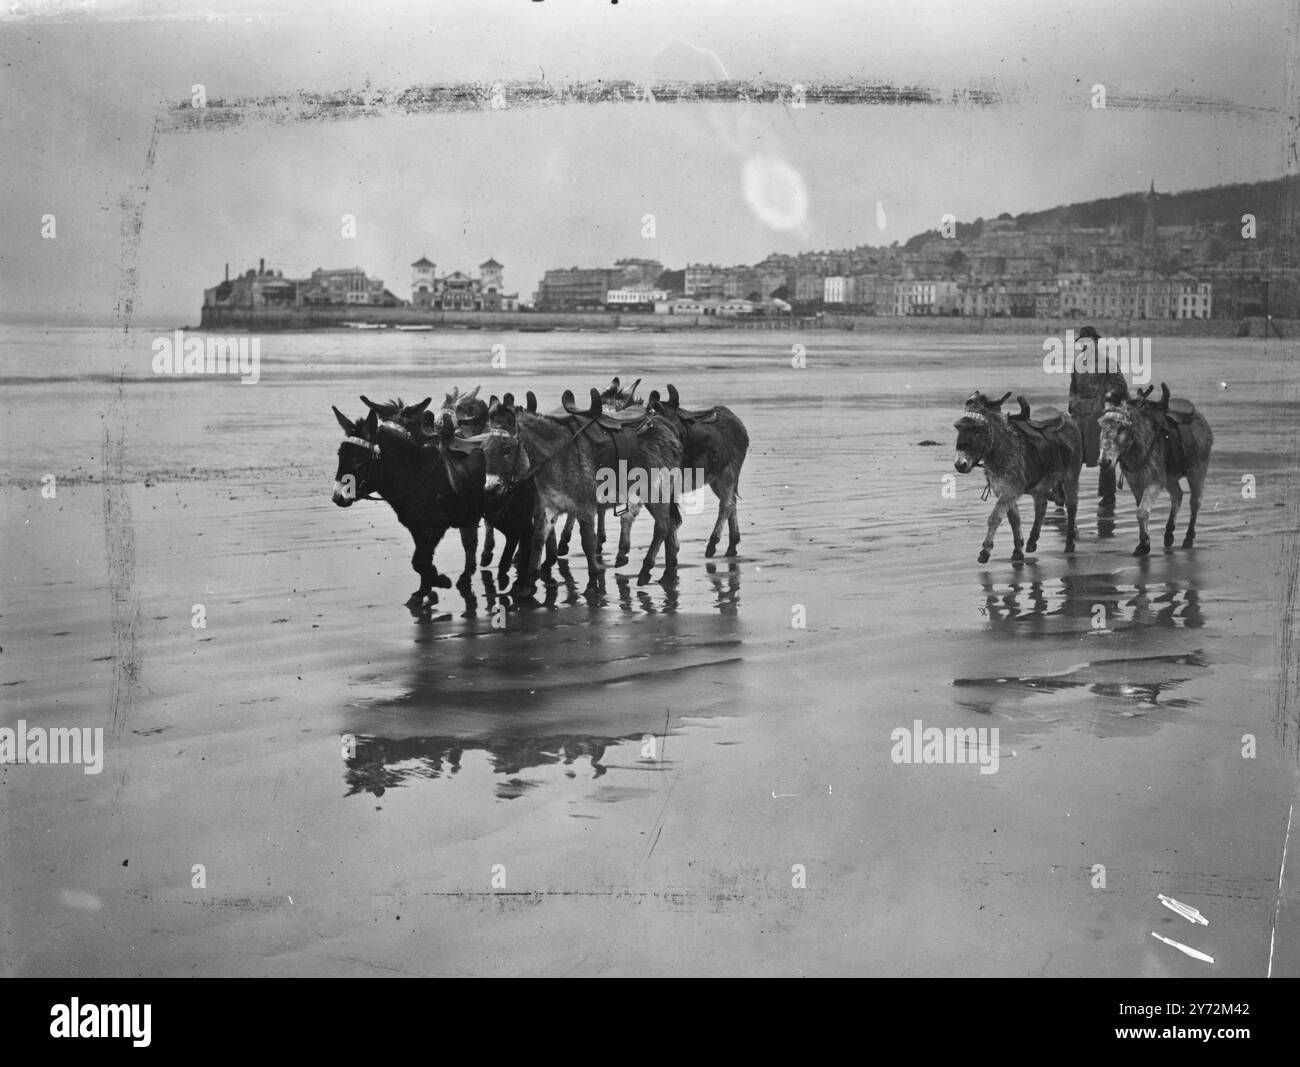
[343,436,381,454]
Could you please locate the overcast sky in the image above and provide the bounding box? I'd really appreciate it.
[1,0,1295,323]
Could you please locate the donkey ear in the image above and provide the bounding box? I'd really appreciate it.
[489,394,500,409]
[363,409,378,434]
[588,388,601,415]
[333,406,354,433]
[526,391,537,412]
[611,376,621,390]
[667,383,680,407]
[995,391,1012,407]
[648,389,660,406]
[501,392,515,411]
[408,397,432,418]
[465,385,481,402]
[360,395,385,413]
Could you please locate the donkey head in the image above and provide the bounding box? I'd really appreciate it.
[482,393,523,504]
[952,390,1010,473]
[1098,395,1140,468]
[600,376,643,412]
[331,405,382,507]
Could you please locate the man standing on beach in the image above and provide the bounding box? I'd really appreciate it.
[1068,325,1128,509]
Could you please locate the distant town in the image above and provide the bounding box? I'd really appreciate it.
[201,178,1300,329]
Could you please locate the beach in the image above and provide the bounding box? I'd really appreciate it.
[1,325,1297,976]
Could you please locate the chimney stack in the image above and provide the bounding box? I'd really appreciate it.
[225,262,229,282]
[259,257,265,276]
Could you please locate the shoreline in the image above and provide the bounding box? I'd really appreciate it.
[191,308,1293,337]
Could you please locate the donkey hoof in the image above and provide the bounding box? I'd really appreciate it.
[509,582,537,600]
[637,570,653,586]
[1164,533,1175,548]
[724,544,739,557]
[434,574,453,589]
[1065,541,1076,554]
[1010,550,1025,563]
[1181,536,1195,549]
[556,542,570,557]
[1133,542,1150,557]
[977,550,991,564]
[614,553,629,568]
[406,591,428,607]
[1025,540,1038,553]
[705,541,718,558]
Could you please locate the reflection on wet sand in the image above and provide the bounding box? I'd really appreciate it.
[980,574,1205,634]
[345,559,746,799]
[953,651,1210,736]
[343,732,643,799]
[407,557,743,620]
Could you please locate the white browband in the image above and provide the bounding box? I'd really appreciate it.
[343,436,381,453]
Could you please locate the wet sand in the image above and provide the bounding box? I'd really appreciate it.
[2,328,1298,976]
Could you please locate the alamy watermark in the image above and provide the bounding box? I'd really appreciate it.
[890,719,1000,774]
[152,330,260,384]
[1042,328,1150,385]
[595,461,708,515]
[0,721,104,774]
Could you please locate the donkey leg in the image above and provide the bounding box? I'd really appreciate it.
[638,503,668,585]
[978,501,1008,564]
[557,513,574,557]
[497,533,516,586]
[1182,472,1203,548]
[1025,494,1046,554]
[1007,502,1026,562]
[411,525,452,603]
[615,502,639,568]
[597,507,607,550]
[578,514,605,595]
[459,524,478,576]
[706,493,727,558]
[480,521,495,567]
[510,509,550,599]
[1164,481,1184,548]
[1064,475,1079,553]
[723,475,741,557]
[1134,485,1156,556]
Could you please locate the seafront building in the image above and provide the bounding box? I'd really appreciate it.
[410,256,519,311]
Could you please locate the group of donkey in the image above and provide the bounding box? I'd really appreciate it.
[953,330,1214,562]
[331,378,749,603]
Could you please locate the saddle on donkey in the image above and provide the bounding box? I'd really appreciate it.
[554,387,658,466]
[1136,383,1200,474]
[1008,396,1070,493]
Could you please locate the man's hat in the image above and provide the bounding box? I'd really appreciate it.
[1076,326,1101,341]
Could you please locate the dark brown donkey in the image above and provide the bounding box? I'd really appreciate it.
[1098,383,1213,556]
[953,390,1083,563]
[647,383,750,558]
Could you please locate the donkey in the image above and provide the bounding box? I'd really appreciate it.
[647,382,749,558]
[953,390,1083,563]
[331,398,462,605]
[550,382,684,578]
[372,392,538,588]
[556,377,643,559]
[482,393,606,600]
[1098,382,1213,556]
